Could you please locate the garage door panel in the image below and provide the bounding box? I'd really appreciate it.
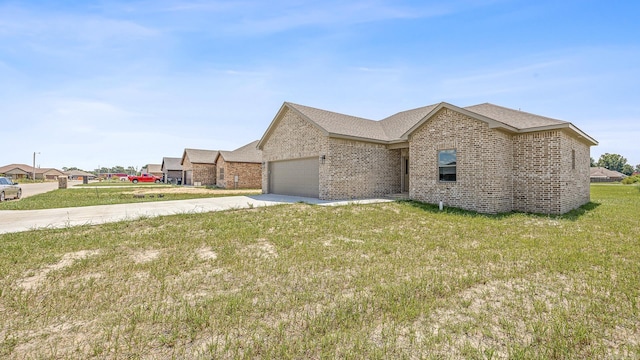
[270,158,319,198]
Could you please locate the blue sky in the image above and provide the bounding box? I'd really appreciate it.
[1,0,638,171]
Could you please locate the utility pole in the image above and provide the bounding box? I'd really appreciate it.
[33,152,40,181]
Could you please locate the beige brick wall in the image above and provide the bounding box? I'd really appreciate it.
[511,130,591,214]
[409,108,514,214]
[323,138,400,199]
[559,131,591,213]
[261,107,327,194]
[512,131,562,214]
[217,156,262,189]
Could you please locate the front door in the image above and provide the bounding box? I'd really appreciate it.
[402,156,409,192]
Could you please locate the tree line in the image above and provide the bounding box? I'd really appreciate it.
[62,166,139,175]
[591,153,639,176]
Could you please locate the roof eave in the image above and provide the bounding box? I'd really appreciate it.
[327,132,390,144]
[516,124,598,145]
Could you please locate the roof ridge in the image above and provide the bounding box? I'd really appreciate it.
[465,103,568,124]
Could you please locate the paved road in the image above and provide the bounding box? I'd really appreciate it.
[18,180,83,198]
[0,194,390,234]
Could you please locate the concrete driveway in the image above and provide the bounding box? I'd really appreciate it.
[17,180,83,198]
[0,194,390,234]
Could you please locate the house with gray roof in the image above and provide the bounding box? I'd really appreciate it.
[180,148,218,186]
[64,169,97,181]
[257,101,598,214]
[0,164,32,180]
[0,164,66,181]
[161,157,183,184]
[590,167,625,182]
[214,140,262,189]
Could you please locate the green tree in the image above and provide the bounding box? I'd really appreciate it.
[112,166,126,174]
[590,157,596,167]
[597,153,628,172]
[635,164,640,174]
[621,164,634,176]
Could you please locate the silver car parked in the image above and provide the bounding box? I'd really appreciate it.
[0,176,21,202]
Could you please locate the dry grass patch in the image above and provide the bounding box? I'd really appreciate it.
[131,249,161,264]
[0,185,639,358]
[16,250,101,290]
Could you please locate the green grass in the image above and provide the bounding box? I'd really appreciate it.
[75,180,155,187]
[0,184,638,358]
[0,187,261,210]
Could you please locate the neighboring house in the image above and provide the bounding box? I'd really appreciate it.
[161,157,183,184]
[590,167,626,182]
[180,148,218,186]
[0,164,32,180]
[64,170,97,180]
[145,164,163,178]
[0,164,65,180]
[38,168,65,180]
[257,102,598,215]
[215,140,262,189]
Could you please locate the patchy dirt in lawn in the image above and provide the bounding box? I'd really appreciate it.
[16,250,101,290]
[131,249,161,264]
[197,247,218,261]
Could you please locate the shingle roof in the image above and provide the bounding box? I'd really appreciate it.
[380,104,440,139]
[259,101,597,148]
[0,164,63,175]
[463,103,568,130]
[40,168,65,176]
[146,164,162,173]
[0,164,33,174]
[218,140,261,163]
[590,167,626,179]
[287,103,390,141]
[183,149,218,164]
[162,157,182,171]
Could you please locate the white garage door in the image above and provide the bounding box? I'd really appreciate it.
[269,157,319,198]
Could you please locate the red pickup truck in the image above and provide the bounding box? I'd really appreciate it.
[127,174,162,183]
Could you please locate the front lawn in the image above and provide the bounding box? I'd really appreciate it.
[0,187,261,210]
[0,184,638,358]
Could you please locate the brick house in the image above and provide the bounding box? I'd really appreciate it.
[180,149,218,186]
[589,167,626,182]
[0,164,32,180]
[161,157,183,184]
[0,164,65,180]
[214,140,262,189]
[257,102,598,214]
[144,164,163,178]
